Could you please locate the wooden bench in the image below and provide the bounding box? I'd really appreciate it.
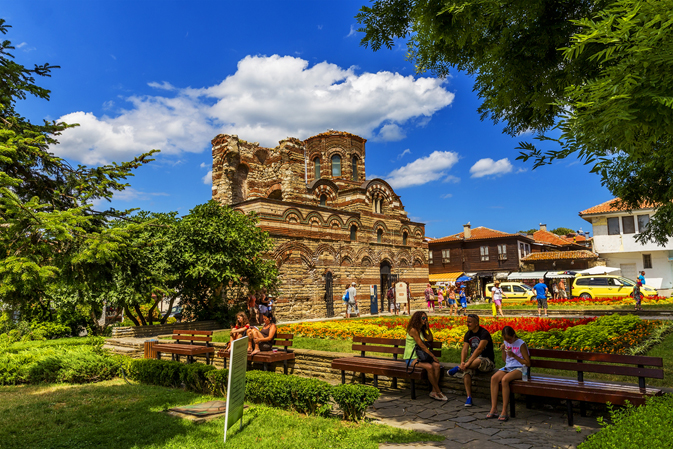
[508,348,664,425]
[331,336,442,399]
[152,330,215,365]
[217,333,294,374]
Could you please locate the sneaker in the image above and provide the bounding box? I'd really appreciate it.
[447,366,460,377]
[464,397,473,407]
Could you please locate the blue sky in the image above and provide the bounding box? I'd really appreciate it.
[4,0,611,239]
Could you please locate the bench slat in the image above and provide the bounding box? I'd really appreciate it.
[531,359,664,379]
[153,344,214,355]
[275,333,293,339]
[529,348,663,367]
[353,336,442,349]
[173,330,214,336]
[172,336,212,342]
[332,357,425,380]
[352,344,405,355]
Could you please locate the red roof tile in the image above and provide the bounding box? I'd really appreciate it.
[580,198,656,215]
[431,226,530,244]
[521,250,598,261]
[532,229,575,247]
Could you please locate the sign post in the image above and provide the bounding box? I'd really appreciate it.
[395,281,407,313]
[224,336,248,443]
[369,285,378,315]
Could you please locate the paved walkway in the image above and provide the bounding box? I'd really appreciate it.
[368,388,602,449]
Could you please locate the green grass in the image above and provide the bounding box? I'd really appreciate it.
[467,303,673,311]
[0,380,442,449]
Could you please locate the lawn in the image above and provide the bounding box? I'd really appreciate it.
[0,380,442,449]
[466,303,673,311]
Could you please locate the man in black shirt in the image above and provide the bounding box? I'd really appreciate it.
[447,314,495,406]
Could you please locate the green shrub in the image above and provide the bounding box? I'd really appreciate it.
[30,321,71,340]
[180,362,217,393]
[579,394,673,448]
[331,384,380,421]
[126,358,217,393]
[206,368,229,397]
[245,371,332,416]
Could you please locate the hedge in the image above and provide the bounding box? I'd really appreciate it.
[245,370,332,417]
[331,383,380,421]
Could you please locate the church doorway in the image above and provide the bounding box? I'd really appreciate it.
[380,261,397,313]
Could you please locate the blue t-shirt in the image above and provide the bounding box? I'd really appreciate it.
[533,283,547,299]
[638,275,645,285]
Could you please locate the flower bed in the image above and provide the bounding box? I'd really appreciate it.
[504,295,673,308]
[281,315,669,355]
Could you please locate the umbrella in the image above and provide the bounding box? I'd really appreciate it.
[577,266,620,275]
[456,275,473,282]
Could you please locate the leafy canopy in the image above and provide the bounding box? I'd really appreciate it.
[357,0,673,244]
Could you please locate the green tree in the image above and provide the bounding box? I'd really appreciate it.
[0,20,156,332]
[357,0,673,244]
[550,227,575,236]
[518,229,537,235]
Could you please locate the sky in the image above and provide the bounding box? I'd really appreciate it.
[3,0,612,239]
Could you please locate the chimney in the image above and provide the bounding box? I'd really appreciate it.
[463,223,471,239]
[539,223,547,232]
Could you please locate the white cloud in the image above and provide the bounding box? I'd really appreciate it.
[200,162,208,168]
[397,149,411,159]
[440,193,453,199]
[90,187,168,208]
[469,158,513,178]
[202,170,213,185]
[385,151,460,189]
[317,25,323,30]
[444,175,460,183]
[16,42,27,48]
[53,55,455,165]
[346,24,357,38]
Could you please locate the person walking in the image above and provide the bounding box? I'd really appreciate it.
[404,311,447,401]
[486,326,531,421]
[558,279,567,299]
[388,285,399,315]
[425,283,435,312]
[447,314,495,406]
[533,279,549,317]
[458,284,468,315]
[633,281,643,311]
[552,282,559,300]
[437,287,445,310]
[638,271,646,285]
[491,281,507,317]
[346,282,360,318]
[448,285,458,316]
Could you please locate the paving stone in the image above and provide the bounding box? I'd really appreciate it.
[441,427,483,444]
[417,409,438,419]
[490,438,523,445]
[455,422,485,431]
[450,415,477,423]
[472,427,501,436]
[508,445,533,449]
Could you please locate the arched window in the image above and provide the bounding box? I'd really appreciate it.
[350,225,357,241]
[377,228,383,243]
[403,231,408,245]
[314,158,321,179]
[351,156,358,181]
[331,154,341,177]
[320,194,327,206]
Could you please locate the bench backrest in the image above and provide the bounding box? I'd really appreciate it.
[528,348,664,388]
[352,336,442,359]
[274,333,293,352]
[172,330,213,346]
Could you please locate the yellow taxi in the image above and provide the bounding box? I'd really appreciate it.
[484,282,536,302]
[571,274,658,299]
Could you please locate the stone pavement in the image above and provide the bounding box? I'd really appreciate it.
[368,387,603,449]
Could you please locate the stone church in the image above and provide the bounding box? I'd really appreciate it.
[211,130,429,319]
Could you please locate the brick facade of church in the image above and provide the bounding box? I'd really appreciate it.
[211,130,429,320]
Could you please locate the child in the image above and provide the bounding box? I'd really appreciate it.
[448,286,457,317]
[487,326,531,421]
[458,285,468,315]
[437,287,445,310]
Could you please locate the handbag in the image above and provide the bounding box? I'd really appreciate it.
[342,290,349,304]
[406,341,434,374]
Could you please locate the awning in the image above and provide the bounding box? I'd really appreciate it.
[508,271,548,280]
[476,272,493,278]
[546,271,577,279]
[429,272,464,283]
[495,272,510,280]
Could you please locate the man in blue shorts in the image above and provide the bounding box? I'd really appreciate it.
[458,285,468,315]
[533,278,549,317]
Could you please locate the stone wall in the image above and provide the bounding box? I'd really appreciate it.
[110,320,220,338]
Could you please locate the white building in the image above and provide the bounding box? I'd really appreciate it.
[580,199,671,289]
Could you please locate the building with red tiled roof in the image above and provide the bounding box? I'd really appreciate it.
[579,198,672,290]
[428,224,536,290]
[530,224,590,251]
[521,250,599,271]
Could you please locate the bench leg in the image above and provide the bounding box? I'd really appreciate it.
[525,396,532,409]
[509,391,516,418]
[361,372,366,384]
[411,380,416,400]
[263,363,269,372]
[392,377,397,389]
[374,375,378,388]
[283,359,288,375]
[341,370,345,384]
[156,351,161,360]
[580,401,586,417]
[206,354,210,365]
[567,400,574,426]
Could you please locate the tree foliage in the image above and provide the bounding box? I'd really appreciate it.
[357,0,673,244]
[550,227,575,236]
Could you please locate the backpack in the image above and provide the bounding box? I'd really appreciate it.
[342,290,349,303]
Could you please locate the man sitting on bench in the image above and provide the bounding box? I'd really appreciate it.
[248,310,277,355]
[447,313,495,407]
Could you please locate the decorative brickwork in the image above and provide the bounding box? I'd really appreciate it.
[211,131,429,320]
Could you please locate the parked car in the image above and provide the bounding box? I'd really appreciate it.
[484,282,536,302]
[571,274,658,299]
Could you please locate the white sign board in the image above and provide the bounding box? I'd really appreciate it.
[395,281,408,304]
[224,336,248,443]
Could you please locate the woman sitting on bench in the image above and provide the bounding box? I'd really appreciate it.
[487,325,531,421]
[248,310,277,355]
[224,312,250,352]
[404,311,447,401]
